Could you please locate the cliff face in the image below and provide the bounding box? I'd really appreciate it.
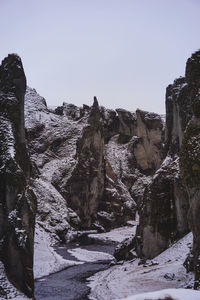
[135,77,192,259]
[55,98,105,228]
[102,109,164,230]
[0,55,36,297]
[2,50,200,295]
[180,50,200,288]
[25,88,164,234]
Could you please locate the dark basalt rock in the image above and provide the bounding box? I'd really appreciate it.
[186,50,200,117]
[165,77,192,156]
[0,54,36,297]
[180,49,200,289]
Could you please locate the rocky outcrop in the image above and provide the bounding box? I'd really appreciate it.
[104,109,164,206]
[0,55,36,297]
[25,87,82,238]
[180,50,200,288]
[25,85,164,234]
[136,77,191,259]
[165,77,192,155]
[98,108,164,229]
[134,109,164,174]
[56,98,105,228]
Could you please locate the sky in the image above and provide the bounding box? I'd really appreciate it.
[0,0,200,114]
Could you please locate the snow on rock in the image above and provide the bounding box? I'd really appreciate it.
[88,223,137,244]
[136,154,189,259]
[0,261,29,300]
[26,94,97,231]
[68,248,114,262]
[24,86,165,233]
[105,134,134,179]
[32,178,79,239]
[88,233,194,300]
[118,288,200,300]
[25,87,84,239]
[0,55,36,298]
[34,224,82,279]
[24,86,48,131]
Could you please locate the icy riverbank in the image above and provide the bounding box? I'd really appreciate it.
[34,224,83,279]
[88,233,196,300]
[118,288,200,300]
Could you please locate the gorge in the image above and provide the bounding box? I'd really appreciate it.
[0,50,200,300]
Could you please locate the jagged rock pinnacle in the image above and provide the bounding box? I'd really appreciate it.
[0,53,26,98]
[93,96,99,108]
[0,54,36,297]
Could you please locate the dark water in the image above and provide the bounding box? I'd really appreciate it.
[35,243,115,300]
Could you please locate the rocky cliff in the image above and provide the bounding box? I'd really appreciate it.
[180,50,200,288]
[0,55,36,297]
[24,87,164,237]
[2,50,200,296]
[135,77,192,259]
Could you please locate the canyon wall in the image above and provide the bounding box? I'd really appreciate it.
[180,50,200,288]
[0,54,36,297]
[135,77,192,259]
[2,50,200,295]
[25,89,164,234]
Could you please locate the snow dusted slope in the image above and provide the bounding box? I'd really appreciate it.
[0,262,29,300]
[25,87,161,234]
[25,87,82,236]
[104,134,151,211]
[24,87,164,280]
[119,288,200,300]
[88,233,194,300]
[34,224,82,279]
[25,87,84,279]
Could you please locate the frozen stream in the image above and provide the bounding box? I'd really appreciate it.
[35,243,116,300]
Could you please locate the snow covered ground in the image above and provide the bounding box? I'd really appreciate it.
[119,288,200,300]
[89,221,137,243]
[0,262,29,300]
[88,232,196,300]
[2,222,198,300]
[68,248,114,262]
[34,224,83,279]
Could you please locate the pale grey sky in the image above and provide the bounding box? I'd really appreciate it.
[0,0,200,113]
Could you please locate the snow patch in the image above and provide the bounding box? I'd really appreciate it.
[0,261,29,299]
[118,288,200,300]
[68,248,114,262]
[34,224,82,279]
[88,233,194,300]
[89,224,137,244]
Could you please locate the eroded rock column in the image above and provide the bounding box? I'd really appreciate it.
[0,54,36,297]
[180,50,200,289]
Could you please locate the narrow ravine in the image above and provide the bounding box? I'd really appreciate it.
[35,242,116,300]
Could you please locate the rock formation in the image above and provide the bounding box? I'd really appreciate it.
[102,109,164,230]
[24,86,164,236]
[180,50,200,288]
[135,77,191,259]
[55,97,105,228]
[0,54,36,297]
[2,50,200,296]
